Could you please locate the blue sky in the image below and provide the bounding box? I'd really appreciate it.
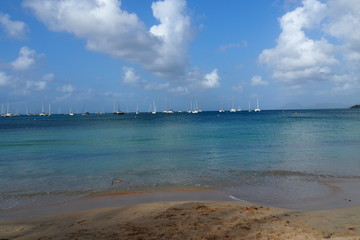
[1,0,360,113]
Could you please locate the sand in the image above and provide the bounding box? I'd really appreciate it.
[1,200,359,240]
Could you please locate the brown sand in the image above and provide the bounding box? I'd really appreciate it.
[1,201,359,240]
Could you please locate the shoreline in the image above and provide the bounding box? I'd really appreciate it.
[1,178,360,221]
[1,200,359,240]
[1,182,360,239]
[0,189,232,220]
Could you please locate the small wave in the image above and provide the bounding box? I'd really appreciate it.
[229,170,360,179]
[228,195,245,201]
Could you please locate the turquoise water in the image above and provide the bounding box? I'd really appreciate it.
[1,109,360,210]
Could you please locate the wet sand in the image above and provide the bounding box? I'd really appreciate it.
[1,200,359,240]
[1,180,360,240]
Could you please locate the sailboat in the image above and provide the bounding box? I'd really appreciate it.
[230,98,237,112]
[248,100,253,112]
[191,100,200,113]
[230,103,237,113]
[39,103,46,116]
[113,101,124,115]
[48,104,52,116]
[136,105,140,115]
[26,106,31,116]
[68,105,74,116]
[151,100,156,114]
[163,98,174,114]
[254,97,261,112]
[82,103,90,115]
[3,103,13,117]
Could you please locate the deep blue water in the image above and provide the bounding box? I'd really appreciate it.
[1,109,360,210]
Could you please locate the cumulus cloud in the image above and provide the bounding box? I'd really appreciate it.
[23,0,192,79]
[324,0,360,68]
[122,66,170,91]
[251,75,268,86]
[202,69,220,88]
[0,12,28,39]
[259,0,336,85]
[259,0,360,94]
[122,67,141,86]
[11,47,38,71]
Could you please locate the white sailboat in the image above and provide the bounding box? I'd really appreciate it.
[248,100,253,112]
[48,104,51,116]
[26,106,31,116]
[254,97,261,112]
[151,100,157,114]
[230,103,237,113]
[188,101,192,113]
[68,105,74,116]
[136,105,140,114]
[3,103,13,117]
[191,100,199,113]
[163,98,174,114]
[230,98,237,112]
[39,103,46,116]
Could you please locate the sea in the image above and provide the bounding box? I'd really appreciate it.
[1,109,360,214]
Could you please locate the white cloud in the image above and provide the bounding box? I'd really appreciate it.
[0,71,12,87]
[149,0,191,77]
[168,86,189,94]
[59,84,76,93]
[259,0,360,95]
[251,75,268,86]
[122,67,141,86]
[42,73,55,81]
[11,47,38,71]
[329,74,360,94]
[0,12,28,39]
[324,0,360,68]
[259,0,337,85]
[24,0,192,79]
[202,69,220,88]
[122,66,172,91]
[26,80,47,90]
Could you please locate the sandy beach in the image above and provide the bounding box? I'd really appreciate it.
[1,199,359,240]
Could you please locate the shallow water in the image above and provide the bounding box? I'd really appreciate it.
[1,109,360,211]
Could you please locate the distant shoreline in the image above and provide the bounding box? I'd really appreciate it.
[350,105,360,108]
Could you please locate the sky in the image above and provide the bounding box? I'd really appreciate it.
[1,0,360,113]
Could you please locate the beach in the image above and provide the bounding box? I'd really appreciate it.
[1,198,359,240]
